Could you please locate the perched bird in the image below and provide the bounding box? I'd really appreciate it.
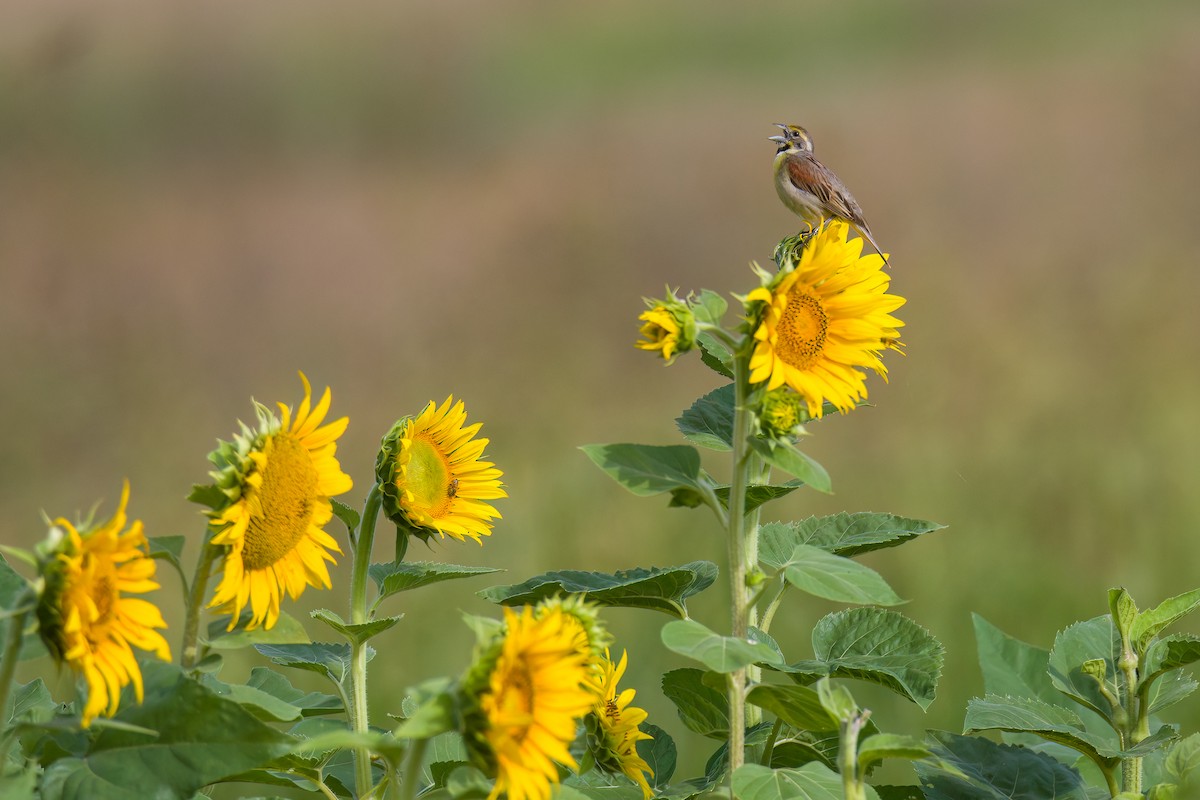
[770,123,887,265]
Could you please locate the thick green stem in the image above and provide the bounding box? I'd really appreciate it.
[725,347,755,780]
[838,714,868,800]
[1117,646,1143,795]
[350,485,385,798]
[180,535,218,670]
[0,607,30,722]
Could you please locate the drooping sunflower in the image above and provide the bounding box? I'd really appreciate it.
[585,649,654,798]
[747,220,905,418]
[376,396,506,544]
[36,482,171,727]
[463,605,596,800]
[202,373,352,630]
[634,291,695,365]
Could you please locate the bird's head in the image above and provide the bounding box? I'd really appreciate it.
[769,123,814,155]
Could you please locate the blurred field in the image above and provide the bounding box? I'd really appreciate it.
[4,0,1200,788]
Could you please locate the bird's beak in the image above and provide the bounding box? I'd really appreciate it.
[774,123,789,130]
[768,135,787,144]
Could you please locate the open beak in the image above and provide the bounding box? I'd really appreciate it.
[769,123,790,144]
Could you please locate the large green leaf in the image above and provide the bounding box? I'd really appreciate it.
[856,734,930,773]
[971,614,1063,705]
[1047,616,1118,720]
[39,661,295,800]
[1147,670,1198,716]
[915,730,1089,800]
[637,724,676,788]
[747,439,831,494]
[580,443,705,497]
[369,561,502,603]
[677,384,734,451]
[479,562,717,618]
[1133,588,1200,647]
[776,608,943,710]
[243,667,342,716]
[0,556,45,661]
[1166,733,1200,784]
[660,668,728,739]
[661,619,784,673]
[745,684,835,731]
[775,544,903,606]
[963,695,1116,765]
[759,514,945,566]
[732,763,879,800]
[715,482,805,513]
[254,642,369,685]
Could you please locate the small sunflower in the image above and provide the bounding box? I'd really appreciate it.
[747,221,905,417]
[36,482,171,727]
[634,292,695,365]
[202,373,352,630]
[585,649,654,798]
[377,397,506,544]
[464,605,596,800]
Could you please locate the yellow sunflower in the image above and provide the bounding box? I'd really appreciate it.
[376,396,506,543]
[747,220,905,418]
[470,606,596,800]
[36,482,171,727]
[634,291,696,365]
[204,373,352,630]
[586,649,654,798]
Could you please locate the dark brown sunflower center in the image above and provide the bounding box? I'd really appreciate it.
[775,287,829,370]
[243,433,318,571]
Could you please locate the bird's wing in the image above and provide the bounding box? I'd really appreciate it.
[785,156,869,230]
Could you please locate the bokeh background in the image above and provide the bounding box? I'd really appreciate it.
[4,0,1200,790]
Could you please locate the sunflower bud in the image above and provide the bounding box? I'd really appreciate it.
[634,290,696,365]
[759,388,808,440]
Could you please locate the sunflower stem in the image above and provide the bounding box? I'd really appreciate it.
[350,484,384,799]
[725,343,756,780]
[0,607,30,723]
[399,736,428,800]
[180,533,218,671]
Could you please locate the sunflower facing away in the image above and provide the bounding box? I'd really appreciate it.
[586,649,654,798]
[747,220,905,418]
[203,373,352,630]
[377,396,506,543]
[468,605,596,800]
[36,482,171,727]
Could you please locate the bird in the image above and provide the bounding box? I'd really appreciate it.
[769,123,888,265]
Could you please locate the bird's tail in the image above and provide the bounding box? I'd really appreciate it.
[856,225,890,268]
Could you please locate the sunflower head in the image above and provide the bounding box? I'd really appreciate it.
[460,605,596,800]
[582,649,654,798]
[34,482,171,727]
[759,388,808,440]
[533,595,611,665]
[376,397,506,545]
[635,289,696,365]
[194,373,352,631]
[746,221,905,418]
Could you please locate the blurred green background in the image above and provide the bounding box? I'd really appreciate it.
[4,0,1200,788]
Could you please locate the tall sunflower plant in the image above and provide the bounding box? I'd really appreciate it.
[3,223,1198,800]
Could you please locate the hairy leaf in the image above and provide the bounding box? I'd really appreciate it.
[661,668,728,739]
[661,619,784,673]
[677,384,734,451]
[759,513,945,566]
[776,544,903,606]
[915,730,1089,800]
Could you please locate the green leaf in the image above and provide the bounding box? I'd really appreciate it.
[714,482,804,514]
[775,608,943,710]
[745,684,835,730]
[1166,733,1200,783]
[971,614,1063,705]
[330,498,361,541]
[254,642,366,685]
[206,610,311,650]
[580,443,705,497]
[0,556,45,661]
[661,619,784,673]
[1133,589,1200,647]
[677,384,734,451]
[370,561,503,602]
[480,562,717,619]
[1109,587,1138,640]
[1047,616,1118,720]
[394,689,457,739]
[759,514,946,566]
[733,762,877,800]
[637,723,676,787]
[146,535,187,583]
[1148,670,1198,716]
[776,544,903,606]
[292,728,406,764]
[692,289,728,325]
[963,694,1115,765]
[199,672,305,722]
[660,668,728,739]
[698,332,734,379]
[815,678,857,723]
[856,734,931,772]
[244,667,342,716]
[915,730,1089,800]
[1148,635,1200,678]
[311,608,403,647]
[40,661,294,800]
[747,439,831,494]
